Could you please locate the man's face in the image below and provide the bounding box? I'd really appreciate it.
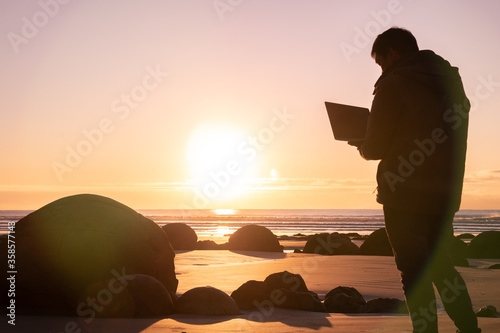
[373,49,400,73]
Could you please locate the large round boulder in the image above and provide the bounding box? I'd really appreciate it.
[175,287,240,315]
[303,233,359,255]
[227,225,283,252]
[78,274,174,318]
[359,228,393,256]
[468,231,500,259]
[6,194,177,315]
[162,223,198,250]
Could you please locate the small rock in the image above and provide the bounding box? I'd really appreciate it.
[475,305,498,318]
[364,298,407,314]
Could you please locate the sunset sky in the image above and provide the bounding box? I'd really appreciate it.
[1,0,500,210]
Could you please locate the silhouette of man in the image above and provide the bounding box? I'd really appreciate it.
[350,27,481,333]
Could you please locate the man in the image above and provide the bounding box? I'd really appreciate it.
[350,27,481,333]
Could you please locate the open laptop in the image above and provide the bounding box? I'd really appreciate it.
[325,101,369,141]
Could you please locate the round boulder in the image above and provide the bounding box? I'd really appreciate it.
[9,194,178,314]
[78,274,174,318]
[468,231,500,259]
[264,271,308,292]
[231,280,271,310]
[359,228,393,256]
[324,286,366,313]
[303,233,360,255]
[162,223,198,250]
[448,236,469,267]
[227,225,283,252]
[175,287,240,315]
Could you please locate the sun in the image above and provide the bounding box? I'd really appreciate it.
[185,124,257,201]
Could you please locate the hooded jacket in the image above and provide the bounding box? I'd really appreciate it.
[360,50,469,214]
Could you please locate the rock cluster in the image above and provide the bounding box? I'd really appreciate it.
[324,286,406,314]
[231,271,325,312]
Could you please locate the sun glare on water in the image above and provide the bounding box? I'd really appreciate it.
[213,208,239,215]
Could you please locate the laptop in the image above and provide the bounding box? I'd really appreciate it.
[325,101,369,141]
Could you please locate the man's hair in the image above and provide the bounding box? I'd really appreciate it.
[371,27,419,58]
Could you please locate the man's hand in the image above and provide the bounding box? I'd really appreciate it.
[347,140,364,148]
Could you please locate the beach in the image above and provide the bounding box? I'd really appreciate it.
[7,249,500,333]
[3,207,500,332]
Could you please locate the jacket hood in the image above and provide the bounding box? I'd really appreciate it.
[374,50,465,101]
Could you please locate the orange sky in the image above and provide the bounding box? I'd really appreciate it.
[1,0,500,210]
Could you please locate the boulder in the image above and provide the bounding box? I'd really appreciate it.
[231,271,325,312]
[364,298,407,314]
[175,287,240,315]
[264,271,308,292]
[448,236,469,267]
[475,305,498,318]
[277,289,325,312]
[271,288,326,312]
[303,233,360,255]
[196,240,227,250]
[324,286,366,313]
[359,228,393,256]
[468,231,500,259]
[227,225,283,252]
[231,280,271,310]
[6,194,177,315]
[78,274,174,318]
[161,223,198,250]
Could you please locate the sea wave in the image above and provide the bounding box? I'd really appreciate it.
[1,209,499,237]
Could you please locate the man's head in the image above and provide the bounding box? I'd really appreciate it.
[371,27,419,72]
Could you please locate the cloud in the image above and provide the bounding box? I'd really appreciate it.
[247,177,376,192]
[0,181,194,193]
[464,169,500,184]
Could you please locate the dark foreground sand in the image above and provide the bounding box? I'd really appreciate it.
[5,250,500,333]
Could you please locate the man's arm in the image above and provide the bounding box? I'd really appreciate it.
[357,77,403,160]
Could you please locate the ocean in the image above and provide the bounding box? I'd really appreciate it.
[2,209,500,238]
